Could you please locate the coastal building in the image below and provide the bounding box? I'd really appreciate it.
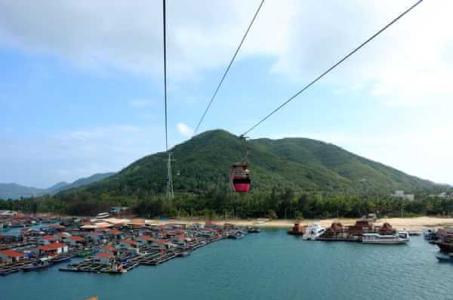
[40,234,61,245]
[38,242,68,257]
[0,249,24,264]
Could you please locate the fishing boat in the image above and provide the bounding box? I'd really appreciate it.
[434,228,453,252]
[22,261,51,272]
[303,224,326,240]
[362,231,410,245]
[287,223,305,236]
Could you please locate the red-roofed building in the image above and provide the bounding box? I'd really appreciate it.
[0,249,25,264]
[95,252,115,265]
[38,242,68,257]
[63,235,85,246]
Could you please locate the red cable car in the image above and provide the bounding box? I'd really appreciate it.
[230,135,251,193]
[230,162,251,193]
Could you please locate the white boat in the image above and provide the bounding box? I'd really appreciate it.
[362,231,410,244]
[95,212,110,219]
[303,224,326,240]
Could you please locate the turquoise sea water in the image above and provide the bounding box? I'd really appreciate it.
[1,229,452,300]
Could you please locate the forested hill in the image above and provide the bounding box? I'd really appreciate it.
[57,129,442,199]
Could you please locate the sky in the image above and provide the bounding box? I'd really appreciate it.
[1,0,453,188]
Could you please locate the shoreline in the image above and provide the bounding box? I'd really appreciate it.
[143,216,453,231]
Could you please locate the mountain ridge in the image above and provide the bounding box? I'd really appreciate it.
[57,129,445,199]
[0,172,115,200]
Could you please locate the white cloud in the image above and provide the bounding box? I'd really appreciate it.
[1,0,451,107]
[176,122,194,138]
[0,0,263,79]
[0,125,165,187]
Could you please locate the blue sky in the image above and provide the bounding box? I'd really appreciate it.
[1,0,453,188]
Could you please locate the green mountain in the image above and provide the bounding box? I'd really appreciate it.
[0,172,114,200]
[49,172,115,194]
[62,129,442,198]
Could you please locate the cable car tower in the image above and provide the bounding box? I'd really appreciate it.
[166,152,174,199]
[162,0,174,200]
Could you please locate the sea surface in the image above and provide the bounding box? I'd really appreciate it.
[1,229,452,300]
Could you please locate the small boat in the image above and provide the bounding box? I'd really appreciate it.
[95,212,110,219]
[22,261,50,272]
[303,224,326,240]
[362,231,410,245]
[176,251,191,257]
[50,255,72,264]
[247,226,261,233]
[436,252,453,263]
[423,229,437,241]
[228,231,245,239]
[0,268,19,276]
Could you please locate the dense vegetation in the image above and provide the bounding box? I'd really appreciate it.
[1,130,450,219]
[1,191,453,219]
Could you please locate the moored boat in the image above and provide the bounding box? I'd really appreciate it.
[22,261,51,272]
[302,224,326,240]
[434,227,453,252]
[228,230,245,239]
[288,223,305,236]
[247,226,261,233]
[423,228,437,241]
[362,231,410,245]
[50,255,72,265]
[176,251,191,257]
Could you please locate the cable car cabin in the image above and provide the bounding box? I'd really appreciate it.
[230,163,251,193]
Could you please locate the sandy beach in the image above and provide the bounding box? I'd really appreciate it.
[143,216,453,231]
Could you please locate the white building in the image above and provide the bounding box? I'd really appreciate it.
[391,190,415,201]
